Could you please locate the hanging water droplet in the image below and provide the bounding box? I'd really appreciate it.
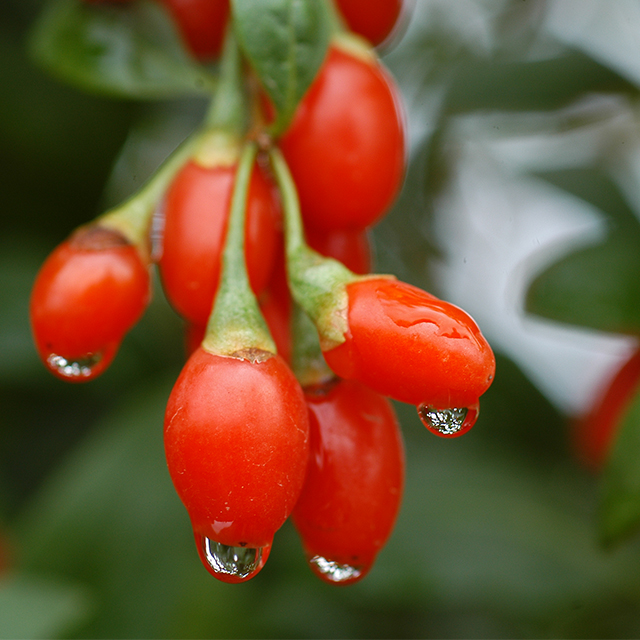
[308,555,364,584]
[46,352,103,380]
[197,536,268,583]
[418,402,479,438]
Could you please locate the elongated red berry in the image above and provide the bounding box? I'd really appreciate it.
[574,348,640,471]
[307,226,372,275]
[293,378,404,585]
[323,278,495,426]
[159,150,281,327]
[336,0,404,46]
[164,346,309,582]
[30,225,150,382]
[158,0,230,60]
[278,39,405,232]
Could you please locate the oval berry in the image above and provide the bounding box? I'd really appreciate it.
[278,41,405,232]
[164,347,309,581]
[574,348,640,471]
[158,0,229,60]
[159,156,281,327]
[336,0,404,46]
[323,278,495,410]
[30,225,150,382]
[293,378,404,585]
[307,226,372,275]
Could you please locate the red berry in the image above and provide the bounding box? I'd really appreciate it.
[158,0,230,60]
[159,153,281,327]
[258,257,293,364]
[164,347,310,582]
[30,225,150,382]
[293,378,404,584]
[307,226,372,274]
[279,41,405,232]
[335,0,404,46]
[574,348,640,471]
[323,278,495,429]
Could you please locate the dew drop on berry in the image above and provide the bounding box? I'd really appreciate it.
[46,352,104,381]
[197,535,267,583]
[308,555,364,585]
[417,402,479,438]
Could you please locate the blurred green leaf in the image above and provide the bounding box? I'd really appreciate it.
[445,50,637,114]
[599,385,640,547]
[526,231,640,334]
[29,0,217,100]
[232,0,330,135]
[526,168,640,334]
[533,168,640,231]
[0,573,91,640]
[13,376,201,638]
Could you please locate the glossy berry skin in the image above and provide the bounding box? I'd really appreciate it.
[293,378,404,585]
[574,348,640,471]
[279,43,405,232]
[30,226,150,382]
[336,0,404,46]
[307,227,372,275]
[158,0,229,60]
[164,347,310,551]
[159,158,281,327]
[323,278,495,409]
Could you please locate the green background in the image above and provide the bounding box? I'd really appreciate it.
[3,0,640,637]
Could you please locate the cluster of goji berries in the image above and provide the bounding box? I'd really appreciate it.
[29,0,495,585]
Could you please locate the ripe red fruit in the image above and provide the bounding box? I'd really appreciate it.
[293,378,404,585]
[159,153,281,327]
[278,41,405,232]
[158,0,230,60]
[574,348,640,471]
[323,278,495,424]
[164,346,310,582]
[335,0,404,46]
[30,225,150,382]
[258,259,293,364]
[307,227,372,275]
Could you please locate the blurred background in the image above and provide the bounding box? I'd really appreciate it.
[2,0,640,637]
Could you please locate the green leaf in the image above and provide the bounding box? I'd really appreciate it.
[445,50,637,114]
[599,385,640,547]
[526,231,640,334]
[534,168,640,232]
[28,0,217,100]
[232,0,331,135]
[525,168,640,334]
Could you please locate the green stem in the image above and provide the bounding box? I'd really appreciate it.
[204,27,246,136]
[202,142,276,356]
[100,28,248,260]
[269,147,356,350]
[98,134,200,253]
[291,303,336,387]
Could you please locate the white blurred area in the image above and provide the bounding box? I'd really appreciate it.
[386,0,640,415]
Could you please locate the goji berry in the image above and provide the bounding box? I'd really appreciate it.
[30,225,150,382]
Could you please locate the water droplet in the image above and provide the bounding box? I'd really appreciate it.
[418,402,479,438]
[196,535,269,583]
[308,555,364,585]
[46,352,103,380]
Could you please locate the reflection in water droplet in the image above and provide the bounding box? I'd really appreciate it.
[47,353,102,379]
[309,555,363,584]
[418,402,479,438]
[198,536,266,582]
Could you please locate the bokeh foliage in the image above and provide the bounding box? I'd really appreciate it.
[3,0,640,638]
